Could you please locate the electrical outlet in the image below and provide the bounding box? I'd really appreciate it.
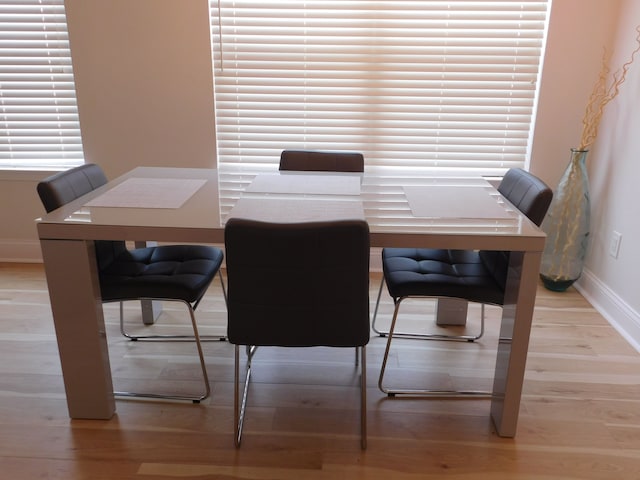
[609,231,622,259]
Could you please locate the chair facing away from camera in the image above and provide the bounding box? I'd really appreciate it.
[224,217,370,448]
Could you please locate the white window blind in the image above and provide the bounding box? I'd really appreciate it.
[0,0,83,170]
[210,0,550,176]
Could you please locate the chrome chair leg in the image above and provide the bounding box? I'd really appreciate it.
[371,275,386,335]
[377,301,491,398]
[360,345,367,450]
[372,276,485,342]
[114,299,211,403]
[233,345,366,448]
[120,271,228,342]
[235,344,257,448]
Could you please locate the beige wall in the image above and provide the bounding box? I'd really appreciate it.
[576,0,640,348]
[530,0,620,186]
[65,0,217,180]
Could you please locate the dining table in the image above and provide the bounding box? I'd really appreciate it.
[36,165,546,438]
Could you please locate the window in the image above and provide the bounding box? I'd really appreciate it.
[0,0,83,170]
[210,0,550,176]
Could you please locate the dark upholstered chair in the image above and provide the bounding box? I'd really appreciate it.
[374,168,552,397]
[224,218,370,448]
[37,163,226,403]
[279,150,365,172]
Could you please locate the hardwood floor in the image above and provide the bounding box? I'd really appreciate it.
[1,262,639,479]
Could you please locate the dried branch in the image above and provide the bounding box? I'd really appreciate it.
[579,25,640,150]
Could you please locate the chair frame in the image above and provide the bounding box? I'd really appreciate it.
[371,278,485,343]
[234,345,367,448]
[119,272,228,343]
[377,294,493,397]
[107,297,211,403]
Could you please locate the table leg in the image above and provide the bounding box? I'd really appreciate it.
[490,250,541,437]
[40,239,116,419]
[140,299,162,325]
[134,241,162,325]
[435,298,468,326]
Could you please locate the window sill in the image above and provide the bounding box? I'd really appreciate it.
[0,168,62,182]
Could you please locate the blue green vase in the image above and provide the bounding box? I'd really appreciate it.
[540,148,590,292]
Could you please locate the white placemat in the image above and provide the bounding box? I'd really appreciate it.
[403,185,512,219]
[228,197,365,223]
[85,178,207,209]
[245,173,361,196]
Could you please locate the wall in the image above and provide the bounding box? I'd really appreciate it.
[529,0,620,185]
[0,171,49,261]
[576,0,640,350]
[2,1,639,347]
[64,0,217,180]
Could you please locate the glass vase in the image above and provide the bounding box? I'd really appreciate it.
[539,148,590,292]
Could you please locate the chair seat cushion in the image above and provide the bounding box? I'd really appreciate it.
[382,248,505,305]
[99,245,224,303]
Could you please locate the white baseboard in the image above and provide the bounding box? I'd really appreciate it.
[575,268,640,353]
[0,239,42,263]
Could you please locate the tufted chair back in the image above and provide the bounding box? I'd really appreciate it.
[225,217,371,347]
[36,163,127,271]
[479,168,553,293]
[279,150,364,172]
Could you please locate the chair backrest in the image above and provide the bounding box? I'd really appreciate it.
[496,168,553,227]
[37,163,127,270]
[224,218,370,347]
[37,163,109,213]
[279,150,365,172]
[479,168,553,293]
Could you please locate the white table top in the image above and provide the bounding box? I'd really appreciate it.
[36,166,546,252]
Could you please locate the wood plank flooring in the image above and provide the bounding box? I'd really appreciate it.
[1,262,639,479]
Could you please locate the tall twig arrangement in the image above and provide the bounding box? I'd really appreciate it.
[579,25,640,150]
[543,26,640,289]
